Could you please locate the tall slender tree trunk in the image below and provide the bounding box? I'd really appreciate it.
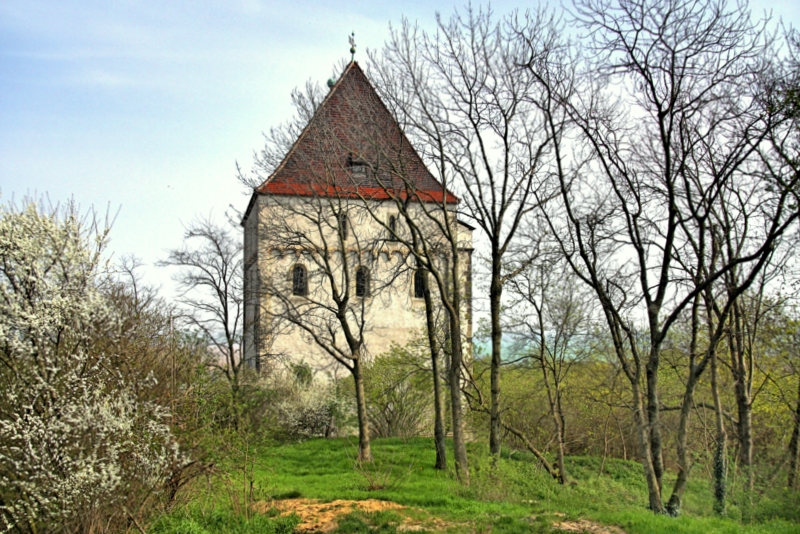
[666,369,700,515]
[352,356,372,462]
[553,395,569,485]
[632,379,664,513]
[430,350,448,470]
[667,297,707,516]
[231,373,241,431]
[447,274,469,486]
[646,339,665,491]
[421,265,447,470]
[489,254,503,457]
[730,301,754,491]
[736,387,753,489]
[541,359,569,484]
[711,345,728,514]
[788,373,800,488]
[443,231,469,485]
[603,309,663,511]
[449,310,469,484]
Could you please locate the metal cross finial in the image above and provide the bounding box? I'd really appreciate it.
[349,32,356,62]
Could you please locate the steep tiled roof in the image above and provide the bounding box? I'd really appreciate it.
[255,62,457,205]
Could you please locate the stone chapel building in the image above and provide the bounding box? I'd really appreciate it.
[241,61,473,376]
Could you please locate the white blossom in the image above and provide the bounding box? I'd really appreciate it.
[0,200,182,532]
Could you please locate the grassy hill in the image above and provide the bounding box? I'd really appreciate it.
[150,437,800,533]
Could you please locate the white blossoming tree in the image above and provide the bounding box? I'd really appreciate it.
[0,200,181,533]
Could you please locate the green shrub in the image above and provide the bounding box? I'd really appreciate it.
[364,342,433,439]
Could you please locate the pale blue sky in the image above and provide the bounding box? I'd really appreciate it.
[1,0,798,296]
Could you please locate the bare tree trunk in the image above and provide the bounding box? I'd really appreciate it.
[230,354,242,430]
[666,337,735,516]
[502,423,559,479]
[449,310,469,485]
[553,400,568,485]
[735,388,754,490]
[711,345,728,514]
[160,219,244,430]
[430,348,448,470]
[667,296,707,516]
[489,253,503,458]
[666,370,699,515]
[421,265,447,470]
[541,357,569,484]
[788,373,800,488]
[352,356,372,462]
[646,345,665,491]
[730,301,754,491]
[632,380,664,513]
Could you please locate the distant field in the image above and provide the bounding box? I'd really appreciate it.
[151,437,800,533]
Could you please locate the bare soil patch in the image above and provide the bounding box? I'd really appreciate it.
[255,497,624,533]
[552,518,627,534]
[253,498,452,533]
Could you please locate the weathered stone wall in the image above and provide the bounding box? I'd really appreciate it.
[245,194,472,379]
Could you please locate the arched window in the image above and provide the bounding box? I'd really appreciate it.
[413,269,425,299]
[339,213,349,240]
[292,264,307,296]
[388,215,397,240]
[356,267,370,297]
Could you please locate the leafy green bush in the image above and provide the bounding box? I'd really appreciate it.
[364,343,433,439]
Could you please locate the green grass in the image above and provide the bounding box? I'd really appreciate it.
[159,437,800,533]
[332,510,409,533]
[147,507,300,534]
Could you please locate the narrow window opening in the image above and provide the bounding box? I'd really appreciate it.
[292,264,307,296]
[339,213,349,240]
[388,215,397,240]
[356,267,370,297]
[413,269,425,299]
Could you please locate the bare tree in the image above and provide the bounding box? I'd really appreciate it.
[378,6,562,457]
[347,123,460,473]
[363,3,575,476]
[347,141,474,478]
[414,242,449,470]
[367,25,491,482]
[353,171,465,474]
[506,245,592,484]
[763,24,800,492]
[529,0,799,514]
[160,218,245,413]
